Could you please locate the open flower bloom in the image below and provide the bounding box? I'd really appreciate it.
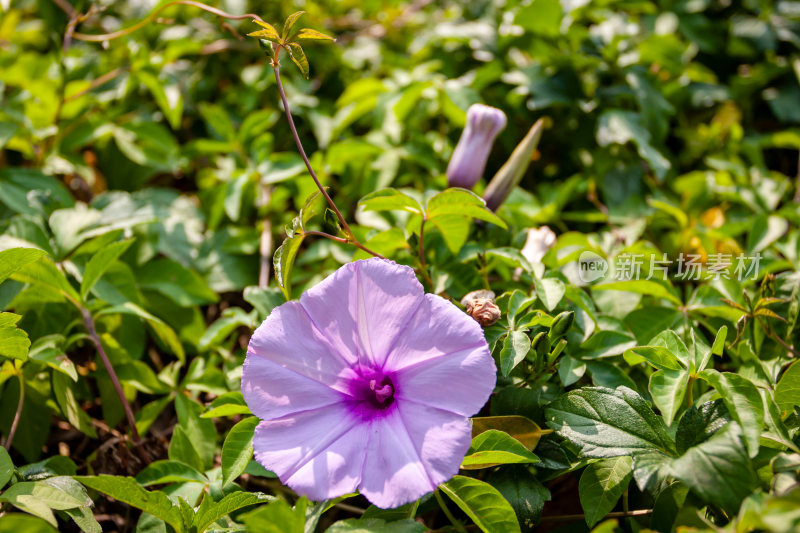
[242,258,496,508]
[446,104,507,190]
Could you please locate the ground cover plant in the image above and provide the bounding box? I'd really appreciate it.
[1,0,799,531]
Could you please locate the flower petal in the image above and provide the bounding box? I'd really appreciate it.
[395,344,495,416]
[247,301,354,389]
[253,403,367,501]
[383,293,489,371]
[242,355,347,420]
[300,259,424,369]
[360,402,472,508]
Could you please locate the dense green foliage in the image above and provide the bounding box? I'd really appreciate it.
[1,0,799,531]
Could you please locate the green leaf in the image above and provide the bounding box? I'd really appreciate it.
[76,476,184,532]
[0,313,30,361]
[191,491,274,533]
[697,370,763,457]
[487,467,550,528]
[248,20,281,42]
[667,422,759,515]
[0,477,91,527]
[0,121,17,149]
[427,188,507,228]
[472,415,549,451]
[623,346,682,371]
[592,280,681,306]
[138,71,183,130]
[462,430,539,469]
[135,460,207,486]
[440,476,521,533]
[62,506,102,533]
[545,386,676,457]
[0,248,46,285]
[241,498,306,533]
[174,394,217,469]
[579,456,633,527]
[201,391,252,418]
[222,416,259,486]
[97,303,185,363]
[328,518,425,532]
[429,214,470,254]
[0,514,58,533]
[649,330,691,367]
[675,400,730,454]
[649,368,690,427]
[273,232,305,301]
[286,43,309,79]
[536,278,565,312]
[0,447,13,490]
[136,258,218,306]
[28,335,77,381]
[168,425,204,472]
[52,371,97,438]
[776,361,800,412]
[358,188,423,214]
[296,28,335,41]
[500,330,530,376]
[282,11,305,41]
[10,255,80,303]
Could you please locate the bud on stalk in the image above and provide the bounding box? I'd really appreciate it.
[446,104,507,190]
[483,118,544,211]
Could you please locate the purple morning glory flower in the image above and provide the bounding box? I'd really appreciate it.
[241,258,496,508]
[446,104,507,190]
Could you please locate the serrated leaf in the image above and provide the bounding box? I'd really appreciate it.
[440,476,520,533]
[0,313,30,361]
[296,28,335,41]
[282,11,306,41]
[0,248,47,285]
[75,476,183,532]
[579,456,633,527]
[135,460,207,487]
[487,467,550,528]
[462,429,539,469]
[192,491,274,533]
[222,416,259,486]
[286,43,309,78]
[249,20,281,42]
[776,361,800,412]
[697,370,763,457]
[545,386,675,457]
[675,400,730,454]
[427,188,507,228]
[667,422,759,515]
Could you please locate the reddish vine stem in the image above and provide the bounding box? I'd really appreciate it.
[539,508,653,523]
[71,0,265,42]
[271,61,352,236]
[3,375,25,451]
[78,306,141,444]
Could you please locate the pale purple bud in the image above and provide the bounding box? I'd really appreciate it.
[483,118,544,211]
[446,104,507,190]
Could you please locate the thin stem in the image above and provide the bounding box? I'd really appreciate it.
[78,306,141,443]
[271,63,352,237]
[418,217,427,268]
[408,499,420,520]
[4,374,25,451]
[434,490,467,533]
[71,0,265,42]
[303,230,350,244]
[539,509,653,523]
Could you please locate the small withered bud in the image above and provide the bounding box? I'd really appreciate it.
[461,290,501,327]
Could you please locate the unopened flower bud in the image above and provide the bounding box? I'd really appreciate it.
[549,310,574,340]
[483,118,544,211]
[461,290,500,327]
[447,104,507,190]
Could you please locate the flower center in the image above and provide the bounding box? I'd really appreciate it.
[369,378,394,406]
